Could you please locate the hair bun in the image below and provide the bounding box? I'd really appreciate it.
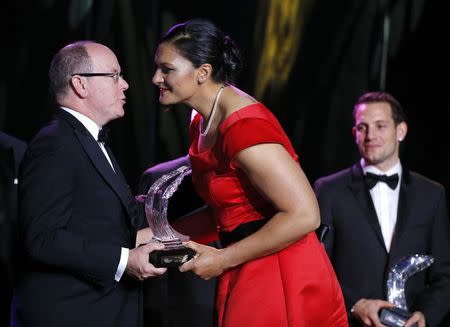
[160,19,242,85]
[222,35,242,85]
[223,35,232,47]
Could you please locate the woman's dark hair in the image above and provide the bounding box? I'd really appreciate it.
[160,19,242,85]
[353,91,407,125]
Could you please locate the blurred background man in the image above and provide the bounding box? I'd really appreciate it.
[314,92,450,327]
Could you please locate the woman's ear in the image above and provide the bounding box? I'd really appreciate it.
[197,63,212,84]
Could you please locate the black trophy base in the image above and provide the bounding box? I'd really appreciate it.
[149,247,196,268]
[380,307,417,327]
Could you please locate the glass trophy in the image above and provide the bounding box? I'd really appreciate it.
[380,254,434,327]
[139,165,196,268]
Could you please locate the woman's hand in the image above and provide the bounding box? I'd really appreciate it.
[179,241,227,280]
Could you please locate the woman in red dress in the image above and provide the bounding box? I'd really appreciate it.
[152,19,348,327]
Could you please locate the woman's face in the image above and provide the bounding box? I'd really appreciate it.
[152,42,199,106]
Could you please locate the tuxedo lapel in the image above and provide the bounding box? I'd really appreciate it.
[54,109,135,222]
[74,130,131,211]
[105,146,127,185]
[104,145,139,227]
[390,170,412,249]
[349,164,387,250]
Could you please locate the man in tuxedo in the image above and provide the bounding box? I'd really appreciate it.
[314,92,450,327]
[139,155,217,327]
[13,41,166,327]
[0,131,26,326]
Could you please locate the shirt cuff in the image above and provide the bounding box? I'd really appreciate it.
[114,247,129,282]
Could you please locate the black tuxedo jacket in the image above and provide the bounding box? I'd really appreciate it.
[0,131,26,326]
[14,109,143,327]
[0,132,26,228]
[314,164,450,327]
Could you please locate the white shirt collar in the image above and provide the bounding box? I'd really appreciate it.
[361,158,402,178]
[60,107,102,141]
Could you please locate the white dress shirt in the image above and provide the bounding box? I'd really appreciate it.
[60,107,128,281]
[61,107,115,171]
[362,159,402,252]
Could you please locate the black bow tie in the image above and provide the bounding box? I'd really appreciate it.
[365,172,399,190]
[97,127,110,145]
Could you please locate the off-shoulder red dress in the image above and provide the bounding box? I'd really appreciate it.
[189,103,347,327]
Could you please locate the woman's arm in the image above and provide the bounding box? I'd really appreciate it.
[181,143,320,279]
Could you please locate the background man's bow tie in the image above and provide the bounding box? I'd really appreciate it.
[365,172,399,190]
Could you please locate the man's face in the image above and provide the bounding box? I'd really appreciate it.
[84,44,129,125]
[352,102,407,171]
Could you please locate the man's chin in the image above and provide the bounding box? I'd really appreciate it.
[364,157,383,166]
[112,109,125,120]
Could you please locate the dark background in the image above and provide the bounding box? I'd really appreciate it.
[1,0,448,205]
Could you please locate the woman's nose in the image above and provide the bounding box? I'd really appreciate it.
[152,69,164,85]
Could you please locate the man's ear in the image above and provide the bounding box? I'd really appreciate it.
[396,122,407,142]
[352,126,357,143]
[70,75,88,98]
[197,63,212,84]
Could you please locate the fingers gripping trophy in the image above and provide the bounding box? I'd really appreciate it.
[139,165,196,267]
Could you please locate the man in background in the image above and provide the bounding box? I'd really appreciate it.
[314,91,450,327]
[0,131,26,326]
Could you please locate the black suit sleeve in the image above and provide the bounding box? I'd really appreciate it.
[313,179,335,257]
[413,187,450,327]
[313,178,360,313]
[19,137,120,288]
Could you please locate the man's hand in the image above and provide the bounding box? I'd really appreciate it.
[351,298,395,327]
[404,311,425,327]
[126,242,167,281]
[135,227,153,247]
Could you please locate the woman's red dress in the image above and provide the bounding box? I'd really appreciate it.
[189,103,348,327]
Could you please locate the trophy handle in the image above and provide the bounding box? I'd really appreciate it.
[386,254,434,310]
[380,254,433,327]
[144,165,192,242]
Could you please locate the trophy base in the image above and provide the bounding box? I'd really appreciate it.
[380,307,417,327]
[149,247,196,268]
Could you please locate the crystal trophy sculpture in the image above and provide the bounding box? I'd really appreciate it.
[141,165,196,267]
[380,254,434,327]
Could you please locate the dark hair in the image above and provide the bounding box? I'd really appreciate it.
[159,19,242,85]
[353,91,407,125]
[48,40,94,101]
